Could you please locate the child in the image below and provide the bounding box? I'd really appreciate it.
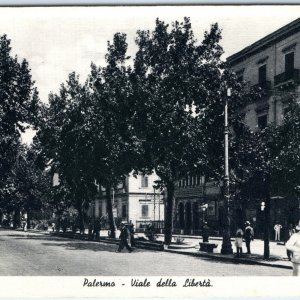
[235,230,243,258]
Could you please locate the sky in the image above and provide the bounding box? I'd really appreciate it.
[0,5,299,143]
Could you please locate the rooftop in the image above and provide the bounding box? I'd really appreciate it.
[227,18,300,66]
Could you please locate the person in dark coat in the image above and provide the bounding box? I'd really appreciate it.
[116,223,132,252]
[88,219,93,240]
[202,222,210,243]
[93,218,101,241]
[244,221,254,254]
[129,220,135,247]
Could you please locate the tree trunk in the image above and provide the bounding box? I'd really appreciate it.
[26,211,30,230]
[264,174,271,259]
[105,185,116,238]
[164,181,175,245]
[78,201,85,234]
[56,210,61,232]
[13,209,20,228]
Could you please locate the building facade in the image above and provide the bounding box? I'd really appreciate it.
[174,176,221,235]
[227,18,300,235]
[173,18,300,237]
[91,171,164,232]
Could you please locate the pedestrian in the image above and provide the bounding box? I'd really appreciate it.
[286,224,295,261]
[274,223,282,241]
[51,222,55,232]
[88,219,93,240]
[286,224,300,276]
[93,218,101,241]
[202,222,210,243]
[145,223,156,241]
[116,223,132,253]
[235,229,243,258]
[129,220,135,247]
[244,221,254,254]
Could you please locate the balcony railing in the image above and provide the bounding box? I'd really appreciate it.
[253,80,272,96]
[274,69,300,86]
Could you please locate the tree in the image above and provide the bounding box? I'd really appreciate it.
[133,18,225,244]
[0,35,39,203]
[35,72,97,231]
[0,145,51,228]
[88,33,139,238]
[133,18,262,245]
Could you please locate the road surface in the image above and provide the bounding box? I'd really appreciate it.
[0,229,290,276]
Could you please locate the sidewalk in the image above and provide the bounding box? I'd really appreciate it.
[157,234,293,270]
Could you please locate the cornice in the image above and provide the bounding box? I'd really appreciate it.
[227,18,300,66]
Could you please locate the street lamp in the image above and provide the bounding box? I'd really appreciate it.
[221,88,233,254]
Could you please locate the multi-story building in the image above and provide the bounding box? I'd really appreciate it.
[174,18,300,237]
[90,171,164,232]
[227,17,300,235]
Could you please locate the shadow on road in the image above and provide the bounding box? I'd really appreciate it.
[4,233,148,253]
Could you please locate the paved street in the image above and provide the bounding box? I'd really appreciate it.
[0,229,290,276]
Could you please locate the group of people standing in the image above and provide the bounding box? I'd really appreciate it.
[234,221,254,257]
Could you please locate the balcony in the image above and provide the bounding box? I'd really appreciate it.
[253,81,272,96]
[274,69,300,87]
[252,81,272,101]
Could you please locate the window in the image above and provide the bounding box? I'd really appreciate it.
[258,114,267,130]
[179,180,182,188]
[141,205,149,218]
[236,69,244,82]
[285,52,294,77]
[258,64,267,85]
[141,175,148,188]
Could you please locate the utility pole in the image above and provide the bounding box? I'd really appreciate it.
[221,88,233,254]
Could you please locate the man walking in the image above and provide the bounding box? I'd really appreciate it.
[286,224,300,276]
[116,223,132,253]
[244,221,254,254]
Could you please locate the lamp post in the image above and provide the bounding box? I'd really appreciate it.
[221,88,233,254]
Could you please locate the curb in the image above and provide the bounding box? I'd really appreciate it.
[164,248,292,270]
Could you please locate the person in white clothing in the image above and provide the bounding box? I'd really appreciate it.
[286,224,300,276]
[274,223,282,241]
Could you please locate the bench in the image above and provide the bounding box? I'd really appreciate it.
[199,242,218,253]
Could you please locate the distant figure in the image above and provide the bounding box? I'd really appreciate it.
[274,223,282,241]
[116,223,132,253]
[244,221,254,254]
[145,224,156,242]
[129,220,135,247]
[88,220,93,240]
[202,222,210,243]
[52,222,55,232]
[236,228,244,236]
[235,229,243,258]
[286,224,300,276]
[93,218,101,241]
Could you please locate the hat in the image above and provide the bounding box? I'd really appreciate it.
[295,225,300,231]
[245,221,250,225]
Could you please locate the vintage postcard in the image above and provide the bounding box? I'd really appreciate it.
[0,4,300,298]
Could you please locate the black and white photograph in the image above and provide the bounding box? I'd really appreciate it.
[1,4,300,294]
